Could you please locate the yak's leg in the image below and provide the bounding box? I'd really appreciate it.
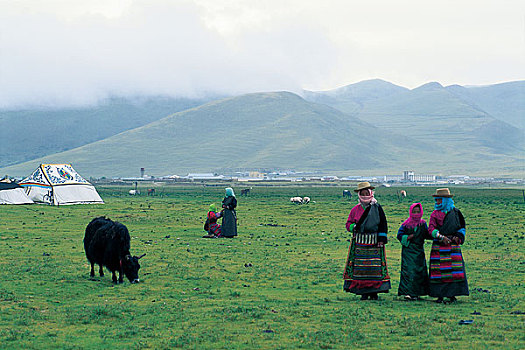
[112,271,118,283]
[99,265,104,276]
[118,268,124,283]
[90,262,95,277]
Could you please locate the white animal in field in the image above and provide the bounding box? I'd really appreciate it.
[129,190,140,195]
[290,196,311,204]
[400,190,407,197]
[290,197,303,204]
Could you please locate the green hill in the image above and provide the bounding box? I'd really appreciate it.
[446,81,525,130]
[303,79,408,115]
[0,92,432,177]
[0,96,210,167]
[306,80,525,159]
[357,82,495,137]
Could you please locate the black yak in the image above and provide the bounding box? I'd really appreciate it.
[84,217,145,284]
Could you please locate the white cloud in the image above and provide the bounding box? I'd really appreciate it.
[0,0,523,107]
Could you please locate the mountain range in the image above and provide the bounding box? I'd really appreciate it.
[1,79,523,177]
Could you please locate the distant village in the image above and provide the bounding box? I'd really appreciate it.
[107,168,524,186]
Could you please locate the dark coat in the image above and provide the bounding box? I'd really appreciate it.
[397,223,430,296]
[221,196,237,237]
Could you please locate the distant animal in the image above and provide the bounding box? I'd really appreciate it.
[129,181,140,195]
[302,196,311,204]
[397,190,407,202]
[84,217,145,284]
[290,196,303,204]
[147,188,155,196]
[240,188,251,196]
[342,190,352,198]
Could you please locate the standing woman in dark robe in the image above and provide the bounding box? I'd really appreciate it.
[428,188,469,303]
[221,187,237,238]
[397,203,430,300]
[343,182,391,300]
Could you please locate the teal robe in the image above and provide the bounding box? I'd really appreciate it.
[397,223,430,297]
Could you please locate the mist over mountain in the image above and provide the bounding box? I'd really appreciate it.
[0,96,214,167]
[1,80,523,178]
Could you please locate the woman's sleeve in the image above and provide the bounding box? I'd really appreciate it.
[428,212,439,237]
[422,222,432,239]
[346,210,355,232]
[455,209,466,242]
[377,204,388,243]
[458,210,466,229]
[397,225,406,242]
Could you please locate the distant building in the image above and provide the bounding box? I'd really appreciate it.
[185,173,225,180]
[403,171,415,181]
[413,174,436,181]
[384,175,403,182]
[448,175,470,180]
[403,170,436,182]
[321,176,339,181]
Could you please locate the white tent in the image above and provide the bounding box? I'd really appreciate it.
[19,164,104,205]
[0,182,34,204]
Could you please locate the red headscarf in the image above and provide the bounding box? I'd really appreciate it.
[402,203,425,229]
[358,189,377,207]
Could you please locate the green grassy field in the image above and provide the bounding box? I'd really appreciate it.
[0,185,523,349]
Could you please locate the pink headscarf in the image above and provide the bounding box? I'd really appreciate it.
[402,202,425,229]
[358,189,377,207]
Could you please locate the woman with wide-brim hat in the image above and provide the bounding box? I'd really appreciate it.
[428,188,469,303]
[343,182,391,300]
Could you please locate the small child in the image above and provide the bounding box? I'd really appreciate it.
[397,203,430,300]
[203,204,222,238]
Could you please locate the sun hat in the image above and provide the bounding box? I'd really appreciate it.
[354,181,375,193]
[432,188,453,198]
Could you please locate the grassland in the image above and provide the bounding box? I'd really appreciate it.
[0,185,523,349]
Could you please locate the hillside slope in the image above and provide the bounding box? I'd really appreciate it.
[306,81,525,157]
[446,81,525,130]
[0,92,430,177]
[0,96,211,167]
[303,79,409,115]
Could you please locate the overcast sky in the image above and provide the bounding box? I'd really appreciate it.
[1,0,524,108]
